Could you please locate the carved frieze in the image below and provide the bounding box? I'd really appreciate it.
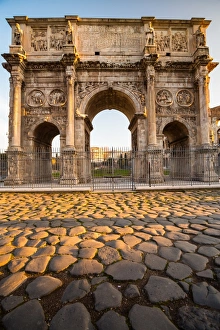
[48,89,66,106]
[26,89,66,108]
[156,105,196,116]
[113,81,145,106]
[31,29,48,51]
[156,90,173,106]
[176,89,194,107]
[26,90,45,107]
[78,61,141,70]
[50,26,66,51]
[171,30,188,52]
[78,82,108,99]
[155,31,170,52]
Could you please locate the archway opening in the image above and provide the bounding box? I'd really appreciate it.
[90,109,131,148]
[162,121,190,179]
[162,120,189,149]
[32,122,60,183]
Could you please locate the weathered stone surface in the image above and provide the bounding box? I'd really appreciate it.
[79,239,104,248]
[105,260,146,280]
[193,234,220,245]
[25,256,51,273]
[14,247,37,257]
[26,275,62,299]
[137,241,158,253]
[165,232,190,241]
[69,226,86,236]
[0,272,27,297]
[1,296,24,312]
[59,236,81,246]
[177,305,220,330]
[181,253,208,271]
[2,299,47,330]
[197,246,220,257]
[166,262,192,280]
[97,310,129,330]
[56,245,78,256]
[174,240,197,252]
[196,269,213,279]
[152,236,173,247]
[159,247,182,261]
[70,259,103,275]
[61,279,91,303]
[50,302,94,330]
[144,276,186,303]
[32,245,55,257]
[145,254,167,270]
[192,282,220,309]
[48,227,67,236]
[94,282,122,311]
[124,284,140,298]
[0,254,11,267]
[120,247,143,262]
[49,255,77,272]
[129,304,178,330]
[13,236,28,247]
[98,246,121,265]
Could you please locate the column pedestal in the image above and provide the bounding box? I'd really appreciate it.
[4,149,24,186]
[195,146,219,182]
[60,148,78,185]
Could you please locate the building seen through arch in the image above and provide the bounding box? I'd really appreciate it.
[1,15,219,188]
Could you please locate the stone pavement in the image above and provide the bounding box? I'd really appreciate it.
[0,190,220,330]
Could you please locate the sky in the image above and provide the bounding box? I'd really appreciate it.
[0,0,220,149]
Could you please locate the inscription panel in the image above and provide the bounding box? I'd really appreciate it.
[77,25,144,52]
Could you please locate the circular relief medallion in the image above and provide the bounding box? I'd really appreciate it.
[176,89,194,107]
[27,89,45,107]
[156,89,173,106]
[48,89,66,106]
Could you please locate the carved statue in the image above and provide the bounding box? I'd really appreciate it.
[14,23,23,45]
[195,26,206,47]
[66,21,73,44]
[75,109,87,118]
[145,22,155,46]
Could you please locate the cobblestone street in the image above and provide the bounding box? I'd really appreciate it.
[0,189,220,329]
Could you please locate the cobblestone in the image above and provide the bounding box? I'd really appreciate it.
[0,190,220,329]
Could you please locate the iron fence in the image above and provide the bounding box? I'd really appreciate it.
[0,146,220,191]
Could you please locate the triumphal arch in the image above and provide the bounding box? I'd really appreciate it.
[1,15,219,185]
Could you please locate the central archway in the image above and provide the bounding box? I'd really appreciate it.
[77,87,142,189]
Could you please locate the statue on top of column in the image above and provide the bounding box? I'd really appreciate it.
[66,20,74,44]
[14,23,23,45]
[145,22,155,46]
[195,26,206,47]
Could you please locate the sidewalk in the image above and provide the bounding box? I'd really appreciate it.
[0,190,220,329]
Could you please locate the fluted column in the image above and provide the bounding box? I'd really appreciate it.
[11,74,22,148]
[146,65,157,146]
[197,68,210,145]
[65,66,76,148]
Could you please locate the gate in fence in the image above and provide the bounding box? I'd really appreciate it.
[0,147,220,190]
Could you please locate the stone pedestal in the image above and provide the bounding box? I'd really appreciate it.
[144,45,157,56]
[195,146,219,182]
[4,149,24,186]
[60,148,78,185]
[147,147,164,184]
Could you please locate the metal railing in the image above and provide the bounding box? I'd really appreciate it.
[0,146,220,190]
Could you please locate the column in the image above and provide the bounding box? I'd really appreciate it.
[197,68,210,145]
[146,65,157,146]
[11,74,22,148]
[65,66,76,148]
